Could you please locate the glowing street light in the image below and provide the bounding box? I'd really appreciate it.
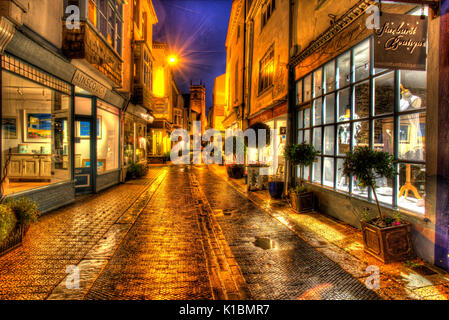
[168,55,178,66]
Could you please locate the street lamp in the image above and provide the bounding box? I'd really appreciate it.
[168,55,178,66]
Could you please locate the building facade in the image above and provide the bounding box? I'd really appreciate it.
[244,0,289,175]
[224,0,246,132]
[289,0,449,271]
[209,74,226,133]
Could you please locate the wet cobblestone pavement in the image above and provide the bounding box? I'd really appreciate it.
[0,165,380,300]
[0,168,166,300]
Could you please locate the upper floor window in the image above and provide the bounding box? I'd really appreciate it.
[261,0,275,30]
[143,48,152,89]
[259,47,274,93]
[88,0,123,56]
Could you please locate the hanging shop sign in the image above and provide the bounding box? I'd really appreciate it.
[373,13,427,71]
[72,70,108,99]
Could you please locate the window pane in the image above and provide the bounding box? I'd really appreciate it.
[323,157,334,187]
[398,163,425,214]
[298,110,303,129]
[375,175,393,206]
[398,113,426,161]
[312,157,321,183]
[324,61,335,93]
[303,164,310,181]
[374,118,394,154]
[353,179,368,199]
[337,88,351,121]
[313,98,322,125]
[399,70,426,111]
[313,69,323,97]
[353,121,369,149]
[296,80,303,105]
[336,158,349,192]
[304,129,310,143]
[324,125,335,155]
[354,81,370,119]
[337,51,351,88]
[353,39,370,82]
[325,94,335,123]
[304,74,312,101]
[297,130,304,143]
[337,123,351,155]
[374,72,394,115]
[313,127,322,152]
[304,108,310,128]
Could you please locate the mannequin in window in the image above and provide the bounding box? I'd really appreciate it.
[399,84,425,206]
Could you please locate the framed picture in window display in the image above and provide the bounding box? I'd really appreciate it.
[23,111,51,143]
[76,116,102,139]
[2,117,18,139]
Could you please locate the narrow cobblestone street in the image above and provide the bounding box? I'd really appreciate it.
[0,166,382,300]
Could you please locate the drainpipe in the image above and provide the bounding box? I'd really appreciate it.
[285,0,295,194]
[242,0,246,130]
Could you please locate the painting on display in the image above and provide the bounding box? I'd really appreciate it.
[77,117,102,139]
[23,111,51,142]
[2,117,17,139]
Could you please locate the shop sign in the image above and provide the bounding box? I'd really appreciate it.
[72,70,107,99]
[373,13,427,71]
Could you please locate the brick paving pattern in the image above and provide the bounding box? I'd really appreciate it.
[0,168,165,300]
[194,167,379,300]
[85,167,213,300]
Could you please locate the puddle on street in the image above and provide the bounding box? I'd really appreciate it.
[254,237,277,250]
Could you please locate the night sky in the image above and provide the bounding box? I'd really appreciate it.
[153,0,232,110]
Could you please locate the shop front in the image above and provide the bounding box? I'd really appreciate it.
[0,54,75,213]
[248,102,287,178]
[73,90,121,194]
[290,4,438,265]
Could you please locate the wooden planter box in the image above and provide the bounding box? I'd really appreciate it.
[0,225,24,257]
[290,191,314,213]
[361,220,415,263]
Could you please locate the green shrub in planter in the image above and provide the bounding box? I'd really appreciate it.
[0,204,17,243]
[4,197,39,229]
[126,162,148,180]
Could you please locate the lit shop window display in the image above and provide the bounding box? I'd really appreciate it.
[97,101,119,172]
[295,37,426,214]
[1,72,71,195]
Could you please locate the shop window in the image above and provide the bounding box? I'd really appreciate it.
[313,98,322,125]
[296,80,303,105]
[353,39,370,82]
[294,36,427,214]
[313,69,323,98]
[1,72,71,196]
[336,158,348,192]
[324,94,335,124]
[398,163,425,214]
[324,61,335,93]
[135,123,147,162]
[313,127,322,152]
[354,81,370,119]
[97,101,119,172]
[337,52,351,89]
[323,157,334,187]
[304,74,312,102]
[312,157,321,183]
[398,113,426,161]
[323,125,334,155]
[124,118,134,165]
[374,72,394,115]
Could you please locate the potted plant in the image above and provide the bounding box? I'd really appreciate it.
[246,122,271,191]
[343,146,415,263]
[284,143,319,213]
[223,136,246,179]
[4,197,40,235]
